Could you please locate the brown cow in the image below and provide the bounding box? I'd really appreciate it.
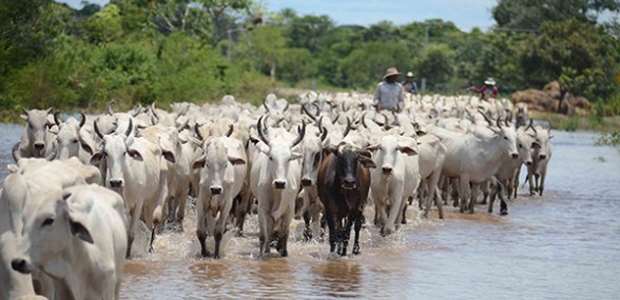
[317,143,375,256]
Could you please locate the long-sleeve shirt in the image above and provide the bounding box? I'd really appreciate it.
[374,81,404,111]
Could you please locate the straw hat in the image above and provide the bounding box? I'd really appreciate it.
[484,78,496,86]
[383,67,401,79]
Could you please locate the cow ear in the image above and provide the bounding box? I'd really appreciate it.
[80,142,93,155]
[359,156,376,168]
[20,114,28,121]
[228,156,246,165]
[162,150,176,164]
[127,149,143,161]
[69,220,94,244]
[89,152,104,165]
[398,146,417,156]
[192,155,206,169]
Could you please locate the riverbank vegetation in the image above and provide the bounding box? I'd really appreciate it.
[1,0,619,126]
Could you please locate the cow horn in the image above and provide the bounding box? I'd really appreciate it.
[79,112,86,128]
[107,101,114,115]
[343,117,353,138]
[125,118,133,137]
[283,101,289,112]
[226,124,234,137]
[302,104,317,122]
[291,121,306,148]
[505,117,510,127]
[263,98,270,112]
[319,120,328,142]
[361,112,368,128]
[194,123,204,141]
[332,114,340,124]
[257,116,270,146]
[479,110,493,126]
[177,119,189,133]
[53,112,62,126]
[94,119,104,140]
[496,117,502,128]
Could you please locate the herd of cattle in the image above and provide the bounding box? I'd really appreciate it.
[0,92,553,300]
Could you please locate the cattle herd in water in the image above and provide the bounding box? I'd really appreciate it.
[1,92,553,299]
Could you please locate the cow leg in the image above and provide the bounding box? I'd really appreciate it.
[498,183,508,215]
[341,217,354,256]
[513,167,521,199]
[469,183,480,214]
[459,176,470,213]
[176,186,190,230]
[127,199,144,259]
[539,170,547,196]
[303,211,312,241]
[309,200,323,241]
[352,212,362,255]
[278,229,289,257]
[401,201,408,224]
[488,185,497,214]
[196,195,210,257]
[534,174,540,193]
[326,213,337,253]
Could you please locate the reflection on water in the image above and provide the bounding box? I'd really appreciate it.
[1,125,619,299]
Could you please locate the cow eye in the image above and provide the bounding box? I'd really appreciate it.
[72,139,79,144]
[503,136,508,140]
[269,156,273,161]
[42,218,54,227]
[518,143,523,148]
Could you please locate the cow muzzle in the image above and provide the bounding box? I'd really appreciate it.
[525,160,533,166]
[301,178,312,187]
[273,180,286,190]
[109,179,124,188]
[11,258,32,274]
[33,142,45,151]
[210,186,223,195]
[539,154,547,160]
[342,178,357,190]
[382,166,393,176]
[511,153,519,159]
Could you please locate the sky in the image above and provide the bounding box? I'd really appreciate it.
[58,0,498,31]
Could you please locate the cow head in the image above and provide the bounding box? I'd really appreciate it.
[21,108,54,157]
[256,116,306,190]
[192,137,246,195]
[480,112,519,160]
[11,188,93,276]
[89,119,137,194]
[366,135,418,176]
[328,143,376,190]
[55,113,87,160]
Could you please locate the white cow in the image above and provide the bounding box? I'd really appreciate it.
[526,125,553,196]
[251,117,306,257]
[192,135,247,258]
[11,184,127,300]
[90,119,171,257]
[297,121,328,240]
[368,135,421,235]
[12,108,57,161]
[431,116,519,213]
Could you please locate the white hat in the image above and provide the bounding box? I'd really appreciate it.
[406,72,414,78]
[484,78,496,85]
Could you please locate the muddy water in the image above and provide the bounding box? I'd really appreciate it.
[1,125,619,299]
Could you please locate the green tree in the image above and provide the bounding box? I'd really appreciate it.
[286,14,334,53]
[493,0,620,31]
[414,44,454,90]
[84,4,123,43]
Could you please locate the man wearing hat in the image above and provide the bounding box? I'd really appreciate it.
[469,77,499,100]
[374,67,405,112]
[402,72,418,94]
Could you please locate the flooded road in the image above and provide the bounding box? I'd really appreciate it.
[1,125,619,299]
